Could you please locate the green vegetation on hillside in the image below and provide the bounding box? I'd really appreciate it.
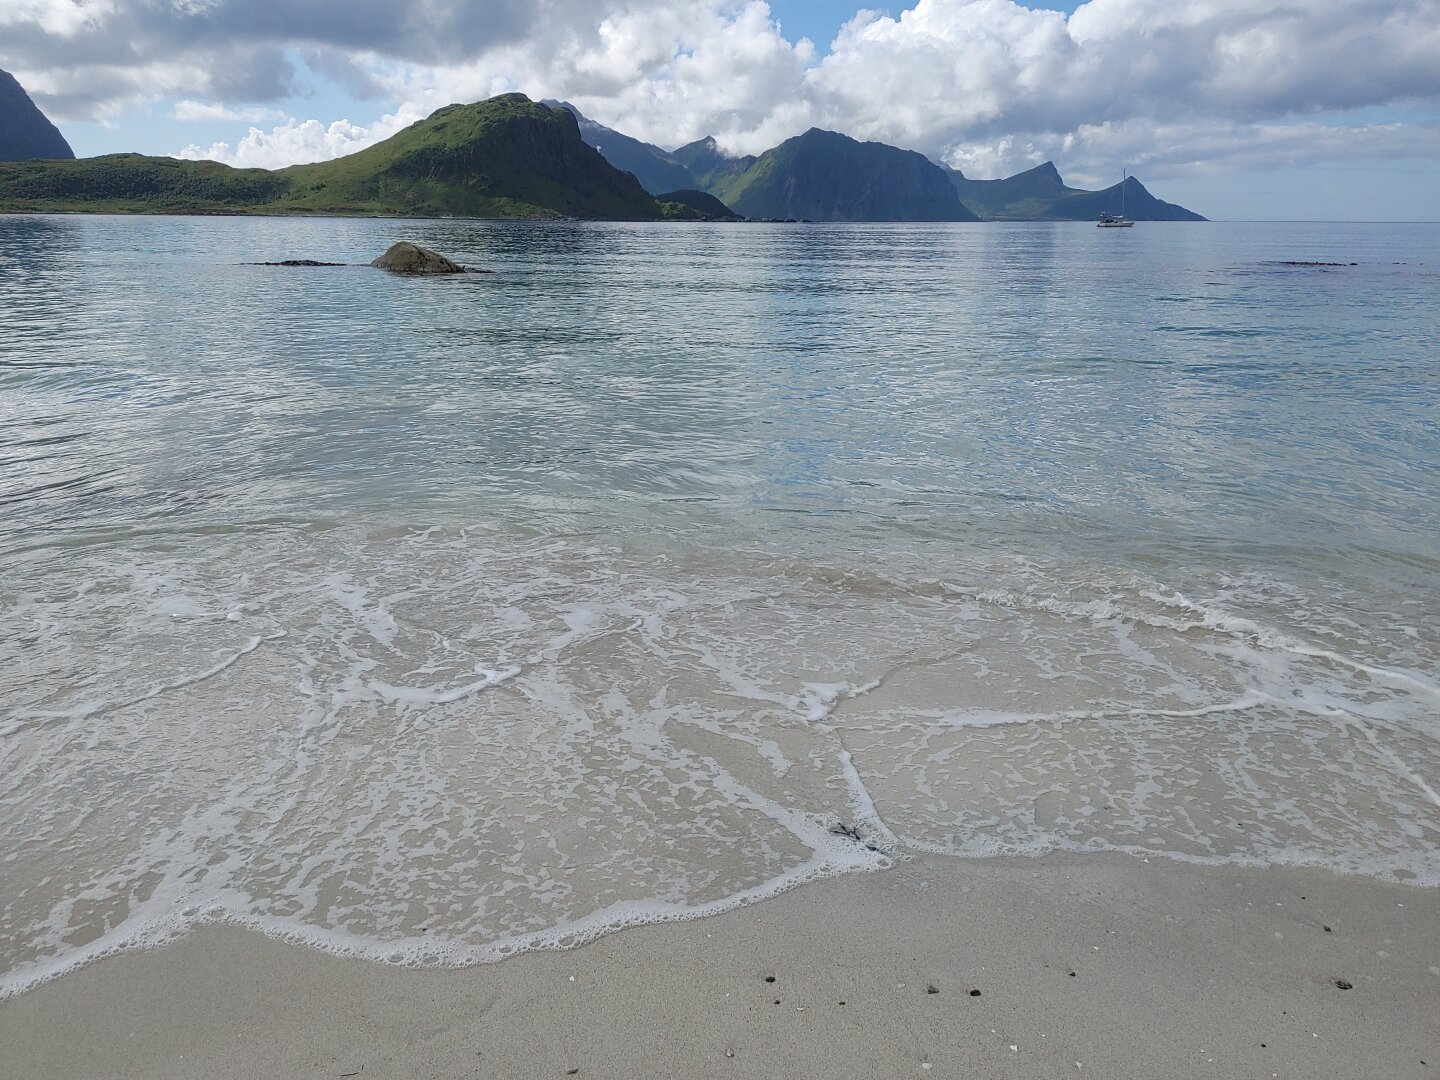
[656,189,741,220]
[0,154,288,213]
[0,95,664,220]
[708,129,979,222]
[670,137,755,193]
[280,95,659,219]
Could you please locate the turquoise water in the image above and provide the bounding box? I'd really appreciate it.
[1,216,1437,994]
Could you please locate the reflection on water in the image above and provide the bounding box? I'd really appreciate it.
[2,216,1436,556]
[1,215,1437,997]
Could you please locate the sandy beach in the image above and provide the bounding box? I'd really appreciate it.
[2,852,1435,1080]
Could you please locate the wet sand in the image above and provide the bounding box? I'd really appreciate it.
[1,852,1435,1080]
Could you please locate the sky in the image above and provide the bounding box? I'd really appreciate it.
[3,0,1438,221]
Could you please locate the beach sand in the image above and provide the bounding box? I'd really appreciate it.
[2,852,1435,1080]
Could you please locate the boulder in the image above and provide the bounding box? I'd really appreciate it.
[370,242,467,275]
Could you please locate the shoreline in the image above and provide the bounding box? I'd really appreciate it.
[2,852,1434,1080]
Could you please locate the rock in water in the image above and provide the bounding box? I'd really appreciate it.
[370,242,467,275]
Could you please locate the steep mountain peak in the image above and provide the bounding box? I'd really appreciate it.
[672,135,726,169]
[0,68,75,162]
[1029,160,1064,184]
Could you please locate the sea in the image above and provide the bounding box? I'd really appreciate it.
[1,214,1437,997]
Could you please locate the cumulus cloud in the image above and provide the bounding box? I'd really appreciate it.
[3,0,1439,181]
[175,103,429,169]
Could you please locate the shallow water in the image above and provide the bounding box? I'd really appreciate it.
[1,215,1437,995]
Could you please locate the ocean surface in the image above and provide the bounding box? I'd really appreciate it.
[1,215,1437,996]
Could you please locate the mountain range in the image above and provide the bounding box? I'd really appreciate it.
[0,68,75,162]
[0,80,1204,222]
[563,105,1204,222]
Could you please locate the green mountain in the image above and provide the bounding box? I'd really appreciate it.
[0,69,75,162]
[545,101,693,196]
[671,137,755,192]
[656,189,741,221]
[945,160,1204,221]
[0,94,663,219]
[946,161,1075,219]
[706,129,980,222]
[279,95,659,218]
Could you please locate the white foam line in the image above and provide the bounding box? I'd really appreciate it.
[905,692,1270,731]
[945,579,1440,700]
[1272,695,1440,811]
[894,831,1440,886]
[1,630,286,735]
[0,812,887,1003]
[1349,716,1440,809]
[1149,588,1440,698]
[368,666,521,706]
[1284,644,1440,699]
[838,748,901,851]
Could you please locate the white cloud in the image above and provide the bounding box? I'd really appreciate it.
[0,0,116,36]
[175,103,428,169]
[171,100,286,123]
[4,0,1439,183]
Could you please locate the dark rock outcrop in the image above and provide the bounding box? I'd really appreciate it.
[371,242,468,274]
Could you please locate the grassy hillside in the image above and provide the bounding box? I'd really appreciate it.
[281,95,659,219]
[0,95,664,219]
[710,129,979,222]
[656,189,741,220]
[0,154,287,213]
[671,137,755,193]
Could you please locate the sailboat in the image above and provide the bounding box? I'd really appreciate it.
[1098,170,1134,227]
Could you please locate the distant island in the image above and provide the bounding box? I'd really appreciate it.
[0,77,1205,222]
